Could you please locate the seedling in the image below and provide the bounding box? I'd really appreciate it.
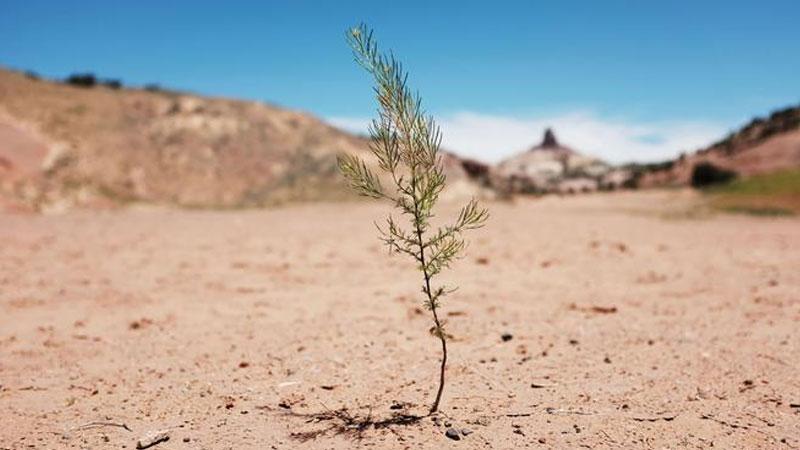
[338,24,488,414]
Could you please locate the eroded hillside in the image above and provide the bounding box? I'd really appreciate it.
[0,69,477,212]
[638,105,800,187]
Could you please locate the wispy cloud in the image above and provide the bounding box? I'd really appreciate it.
[327,111,728,164]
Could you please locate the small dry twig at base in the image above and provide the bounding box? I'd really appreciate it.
[73,421,132,432]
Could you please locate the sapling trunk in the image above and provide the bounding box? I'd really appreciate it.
[415,197,447,414]
[338,24,488,415]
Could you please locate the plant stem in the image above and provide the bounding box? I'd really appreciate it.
[429,302,447,414]
[413,205,447,414]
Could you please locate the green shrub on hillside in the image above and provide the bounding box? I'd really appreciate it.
[691,162,737,188]
[65,73,97,88]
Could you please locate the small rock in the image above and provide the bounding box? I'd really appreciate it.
[129,318,153,330]
[445,428,461,441]
[501,333,513,342]
[182,437,190,443]
[461,428,473,436]
[136,430,170,449]
[695,387,711,400]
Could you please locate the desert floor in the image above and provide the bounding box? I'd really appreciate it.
[1,190,798,449]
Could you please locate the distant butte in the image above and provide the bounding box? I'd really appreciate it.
[539,128,558,149]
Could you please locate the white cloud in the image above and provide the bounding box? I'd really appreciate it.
[327,111,728,164]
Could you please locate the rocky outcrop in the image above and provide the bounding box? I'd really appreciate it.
[494,128,620,194]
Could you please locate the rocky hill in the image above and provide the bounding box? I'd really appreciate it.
[637,104,800,187]
[494,128,626,194]
[0,68,478,212]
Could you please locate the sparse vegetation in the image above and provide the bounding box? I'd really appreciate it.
[65,73,97,88]
[337,24,488,414]
[707,104,800,154]
[706,168,800,215]
[102,78,122,89]
[691,162,737,188]
[62,73,123,89]
[621,171,642,189]
[709,168,800,196]
[720,206,794,216]
[625,159,675,175]
[621,159,677,188]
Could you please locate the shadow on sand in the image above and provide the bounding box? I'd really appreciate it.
[285,406,426,442]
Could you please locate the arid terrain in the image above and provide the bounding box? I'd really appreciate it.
[638,104,800,188]
[0,69,479,212]
[1,190,798,449]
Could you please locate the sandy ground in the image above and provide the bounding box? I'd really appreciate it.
[1,190,799,449]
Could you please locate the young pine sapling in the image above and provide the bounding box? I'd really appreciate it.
[338,24,488,414]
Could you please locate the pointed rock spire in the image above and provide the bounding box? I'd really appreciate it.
[541,128,558,148]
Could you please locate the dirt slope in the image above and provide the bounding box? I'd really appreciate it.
[0,69,476,212]
[639,105,800,187]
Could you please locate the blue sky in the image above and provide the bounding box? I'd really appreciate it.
[2,0,799,162]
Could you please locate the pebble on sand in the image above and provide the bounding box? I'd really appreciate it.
[445,427,461,440]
